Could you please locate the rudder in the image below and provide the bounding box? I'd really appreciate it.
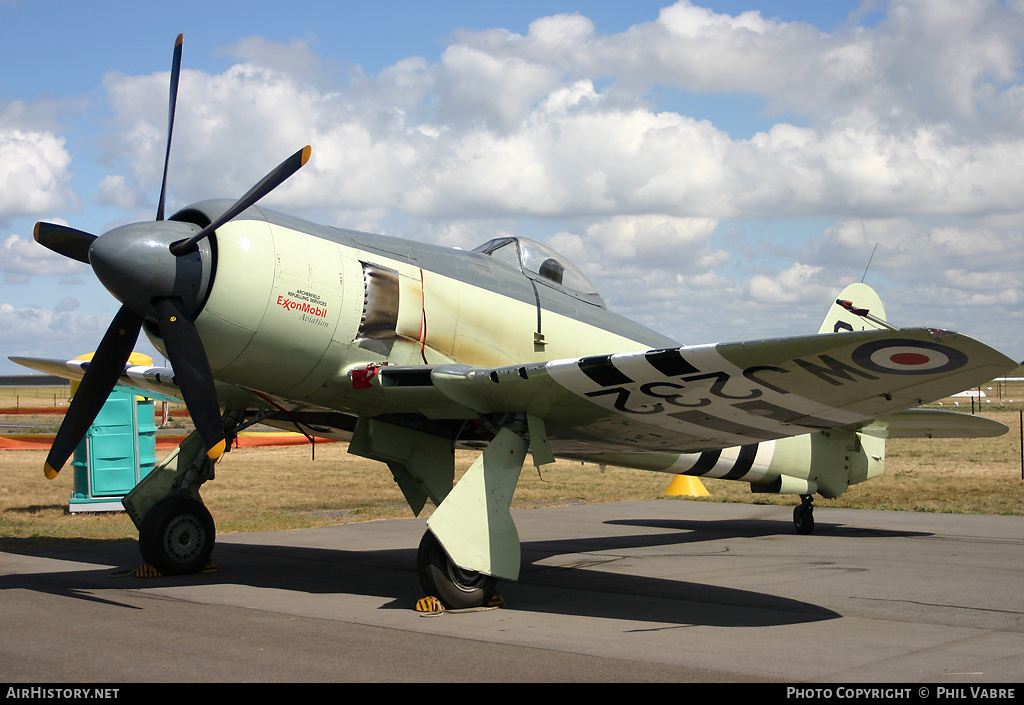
[818,282,889,334]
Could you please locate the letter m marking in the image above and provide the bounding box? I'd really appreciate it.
[794,354,879,387]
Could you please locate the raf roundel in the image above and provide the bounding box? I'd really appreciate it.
[851,339,969,375]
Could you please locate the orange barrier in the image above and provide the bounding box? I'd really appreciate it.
[1,407,190,417]
[0,435,59,450]
[0,407,68,415]
[0,432,339,451]
[233,433,340,448]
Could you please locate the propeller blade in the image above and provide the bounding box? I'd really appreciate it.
[156,34,184,222]
[34,222,97,264]
[44,305,143,479]
[170,145,311,256]
[153,297,225,460]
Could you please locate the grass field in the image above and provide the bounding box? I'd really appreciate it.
[2,383,1023,551]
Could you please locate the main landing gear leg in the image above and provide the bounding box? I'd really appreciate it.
[123,429,222,575]
[418,426,529,609]
[125,410,269,575]
[793,494,815,535]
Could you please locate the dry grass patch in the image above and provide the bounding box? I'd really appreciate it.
[0,443,670,549]
[0,385,71,410]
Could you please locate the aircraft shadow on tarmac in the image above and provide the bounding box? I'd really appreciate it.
[0,513,932,628]
[602,515,932,541]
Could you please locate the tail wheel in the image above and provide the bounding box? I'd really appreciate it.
[139,495,215,575]
[417,530,497,610]
[793,495,815,535]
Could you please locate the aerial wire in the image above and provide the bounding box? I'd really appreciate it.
[861,242,879,283]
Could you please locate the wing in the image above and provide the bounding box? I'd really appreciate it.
[372,327,1017,454]
[10,356,186,402]
[9,356,360,440]
[14,326,1014,454]
[8,356,262,417]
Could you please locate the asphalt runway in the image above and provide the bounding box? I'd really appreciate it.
[2,500,1023,683]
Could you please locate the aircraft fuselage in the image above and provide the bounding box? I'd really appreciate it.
[168,199,676,419]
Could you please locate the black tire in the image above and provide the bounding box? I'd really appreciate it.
[417,530,497,610]
[793,503,815,535]
[139,495,215,575]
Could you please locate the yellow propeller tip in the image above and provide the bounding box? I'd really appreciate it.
[44,464,59,480]
[300,145,312,165]
[206,439,227,461]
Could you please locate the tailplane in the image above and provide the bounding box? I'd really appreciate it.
[818,282,1009,440]
[819,282,890,334]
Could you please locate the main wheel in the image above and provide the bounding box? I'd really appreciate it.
[139,495,215,575]
[417,530,497,610]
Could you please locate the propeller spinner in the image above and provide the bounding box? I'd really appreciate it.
[34,34,311,478]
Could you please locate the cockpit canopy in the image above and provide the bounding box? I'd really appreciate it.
[472,237,605,307]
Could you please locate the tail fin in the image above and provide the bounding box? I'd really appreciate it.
[818,282,890,334]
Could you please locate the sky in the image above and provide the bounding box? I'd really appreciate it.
[2,0,1023,376]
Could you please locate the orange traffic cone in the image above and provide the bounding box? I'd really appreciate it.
[665,474,710,497]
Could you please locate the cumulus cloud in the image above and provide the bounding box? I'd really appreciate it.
[219,35,328,85]
[0,300,111,359]
[548,215,722,270]
[0,127,76,225]
[811,218,1024,281]
[94,174,143,210]
[743,262,828,304]
[99,2,1024,227]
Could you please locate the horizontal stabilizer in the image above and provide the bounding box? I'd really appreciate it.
[877,408,1008,438]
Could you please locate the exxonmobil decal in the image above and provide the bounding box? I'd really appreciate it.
[277,289,329,326]
[277,296,327,317]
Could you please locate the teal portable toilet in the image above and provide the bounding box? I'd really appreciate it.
[69,389,158,513]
